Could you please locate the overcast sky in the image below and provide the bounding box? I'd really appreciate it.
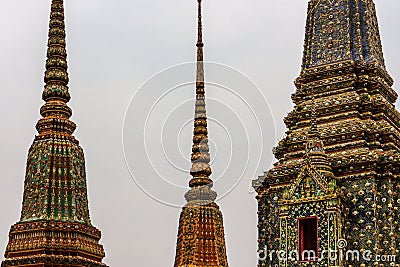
[1,1,400,266]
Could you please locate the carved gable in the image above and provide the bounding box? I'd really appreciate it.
[284,161,336,201]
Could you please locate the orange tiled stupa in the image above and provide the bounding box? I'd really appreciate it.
[173,1,229,266]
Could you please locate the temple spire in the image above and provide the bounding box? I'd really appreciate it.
[44,0,70,102]
[185,0,217,205]
[196,0,204,84]
[174,1,229,266]
[36,0,76,138]
[1,1,107,265]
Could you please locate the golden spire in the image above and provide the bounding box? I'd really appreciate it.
[36,0,76,139]
[196,0,204,85]
[185,0,217,205]
[174,2,229,266]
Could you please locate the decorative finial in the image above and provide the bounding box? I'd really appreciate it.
[196,0,204,88]
[36,0,76,139]
[197,0,203,48]
[306,97,324,154]
[309,96,319,136]
[185,0,217,205]
[43,0,70,103]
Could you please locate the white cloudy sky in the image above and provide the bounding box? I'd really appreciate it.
[1,1,400,266]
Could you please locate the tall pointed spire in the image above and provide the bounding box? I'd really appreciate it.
[1,1,107,266]
[185,0,217,205]
[37,0,76,139]
[174,1,229,266]
[22,0,85,224]
[44,0,70,102]
[196,0,204,86]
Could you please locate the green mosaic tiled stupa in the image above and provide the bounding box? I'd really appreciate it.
[1,0,108,266]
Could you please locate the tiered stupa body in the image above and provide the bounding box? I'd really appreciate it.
[173,1,229,266]
[254,0,400,266]
[1,0,107,266]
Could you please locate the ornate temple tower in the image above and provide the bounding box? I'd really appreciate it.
[254,0,400,266]
[1,1,107,266]
[173,1,229,266]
